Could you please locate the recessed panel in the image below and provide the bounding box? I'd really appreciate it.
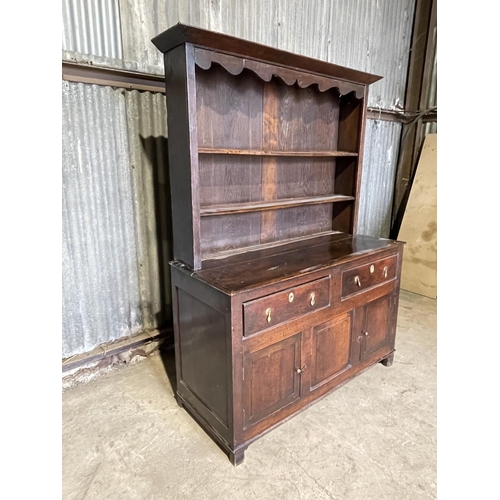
[311,314,352,390]
[177,289,228,427]
[244,333,302,427]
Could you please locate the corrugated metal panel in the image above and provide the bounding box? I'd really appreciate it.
[62,82,169,357]
[62,0,123,59]
[273,0,414,109]
[426,25,437,109]
[63,0,416,109]
[358,119,402,238]
[62,81,139,356]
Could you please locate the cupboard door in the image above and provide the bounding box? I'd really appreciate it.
[360,294,393,361]
[310,313,353,392]
[243,332,302,428]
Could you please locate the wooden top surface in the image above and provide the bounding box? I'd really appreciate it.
[172,233,402,294]
[152,23,382,85]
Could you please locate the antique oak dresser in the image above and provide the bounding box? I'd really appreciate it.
[152,24,404,465]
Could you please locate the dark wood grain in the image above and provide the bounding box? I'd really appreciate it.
[199,155,263,206]
[196,65,263,150]
[191,234,402,294]
[277,82,339,152]
[243,333,302,428]
[359,294,394,362]
[261,80,279,243]
[341,254,398,298]
[200,212,261,256]
[202,230,340,261]
[310,313,353,391]
[334,157,357,197]
[332,200,354,233]
[276,157,335,199]
[171,266,233,447]
[275,204,333,241]
[243,276,330,336]
[177,288,229,427]
[337,93,364,233]
[164,44,201,269]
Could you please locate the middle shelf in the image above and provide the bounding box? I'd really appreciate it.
[198,148,358,157]
[200,194,354,216]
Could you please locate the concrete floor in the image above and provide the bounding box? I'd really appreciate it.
[63,290,436,500]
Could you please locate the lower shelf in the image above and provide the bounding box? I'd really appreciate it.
[202,230,342,261]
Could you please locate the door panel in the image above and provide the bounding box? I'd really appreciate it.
[361,294,392,360]
[243,332,302,428]
[310,313,352,391]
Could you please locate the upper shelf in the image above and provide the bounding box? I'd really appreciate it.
[199,148,358,157]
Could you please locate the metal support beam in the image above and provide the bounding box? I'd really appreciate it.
[62,61,165,93]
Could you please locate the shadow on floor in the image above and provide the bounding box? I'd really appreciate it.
[159,344,177,396]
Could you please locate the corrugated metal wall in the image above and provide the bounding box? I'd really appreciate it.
[62,81,169,357]
[62,0,417,356]
[62,0,123,59]
[358,120,402,237]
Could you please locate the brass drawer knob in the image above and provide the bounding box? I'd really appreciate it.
[383,266,388,278]
[364,331,369,336]
[310,292,316,306]
[266,307,271,323]
[296,365,307,374]
[288,292,294,302]
[354,276,361,287]
[370,265,375,273]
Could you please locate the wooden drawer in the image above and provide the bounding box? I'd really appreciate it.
[243,276,330,336]
[341,254,397,298]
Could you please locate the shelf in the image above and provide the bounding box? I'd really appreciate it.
[198,148,358,157]
[202,230,344,261]
[200,194,354,216]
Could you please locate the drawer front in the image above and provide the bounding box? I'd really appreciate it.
[243,276,330,336]
[341,255,397,298]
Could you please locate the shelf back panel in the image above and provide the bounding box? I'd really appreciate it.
[196,64,342,153]
[200,204,334,258]
[199,155,263,206]
[199,156,338,207]
[338,94,362,153]
[334,157,357,198]
[332,201,354,233]
[196,66,264,150]
[201,212,262,256]
[275,204,333,240]
[275,81,339,152]
[275,157,335,199]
